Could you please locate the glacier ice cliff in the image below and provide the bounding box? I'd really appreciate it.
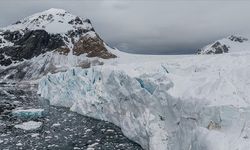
[38,67,250,150]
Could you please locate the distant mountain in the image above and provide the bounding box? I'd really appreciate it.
[197,35,249,54]
[0,8,116,81]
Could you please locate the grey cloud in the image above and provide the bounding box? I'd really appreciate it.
[0,0,250,54]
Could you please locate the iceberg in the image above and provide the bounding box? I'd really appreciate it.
[12,108,45,119]
[14,121,42,130]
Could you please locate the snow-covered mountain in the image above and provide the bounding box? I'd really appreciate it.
[0,8,116,81]
[197,35,250,54]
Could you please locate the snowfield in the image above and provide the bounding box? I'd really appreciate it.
[38,48,250,150]
[2,8,93,34]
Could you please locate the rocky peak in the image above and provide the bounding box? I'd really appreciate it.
[0,8,116,67]
[197,35,250,54]
[73,35,116,59]
[4,8,94,34]
[197,41,229,55]
[228,35,248,43]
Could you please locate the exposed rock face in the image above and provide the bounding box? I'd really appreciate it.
[73,35,117,59]
[228,35,248,43]
[197,41,229,54]
[0,101,16,117]
[0,30,65,66]
[0,8,116,81]
[1,30,22,43]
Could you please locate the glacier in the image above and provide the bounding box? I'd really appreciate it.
[38,50,250,150]
[3,7,250,150]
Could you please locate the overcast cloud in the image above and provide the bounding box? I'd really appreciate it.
[0,0,250,54]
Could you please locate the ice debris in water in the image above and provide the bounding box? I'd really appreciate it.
[14,121,42,130]
[12,108,45,119]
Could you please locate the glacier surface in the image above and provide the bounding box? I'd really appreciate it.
[38,50,250,150]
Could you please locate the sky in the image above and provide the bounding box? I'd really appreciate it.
[0,0,250,54]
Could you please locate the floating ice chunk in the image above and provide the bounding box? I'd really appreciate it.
[88,142,99,148]
[16,142,23,146]
[12,108,45,119]
[15,121,42,130]
[106,129,114,132]
[31,133,39,137]
[52,123,61,127]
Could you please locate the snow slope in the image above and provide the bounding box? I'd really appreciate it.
[2,8,93,34]
[38,49,250,150]
[198,35,250,54]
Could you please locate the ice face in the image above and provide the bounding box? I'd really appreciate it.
[38,66,250,150]
[38,67,170,149]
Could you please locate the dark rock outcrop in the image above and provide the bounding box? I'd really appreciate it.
[197,35,249,54]
[0,28,116,66]
[197,41,229,54]
[73,35,117,59]
[228,35,248,43]
[0,58,12,66]
[2,30,22,42]
[210,41,229,54]
[0,30,65,66]
[0,30,65,60]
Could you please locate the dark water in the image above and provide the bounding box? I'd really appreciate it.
[0,83,142,150]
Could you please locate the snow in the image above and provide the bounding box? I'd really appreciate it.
[2,8,93,34]
[38,48,250,150]
[105,47,250,107]
[0,50,106,81]
[14,121,42,131]
[0,34,14,48]
[0,9,97,59]
[199,35,250,54]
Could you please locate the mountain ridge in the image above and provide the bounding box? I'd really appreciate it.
[197,35,250,54]
[0,8,116,81]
